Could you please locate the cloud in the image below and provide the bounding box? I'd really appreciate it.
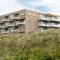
[0,0,60,15]
[41,0,60,15]
[0,0,27,15]
[17,0,60,15]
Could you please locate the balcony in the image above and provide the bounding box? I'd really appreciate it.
[52,23,60,28]
[5,23,14,27]
[15,21,25,26]
[10,15,25,20]
[39,15,49,21]
[39,16,60,22]
[13,29,20,32]
[11,29,19,32]
[0,21,3,23]
[10,29,25,33]
[39,23,49,27]
[19,29,25,32]
[1,30,9,33]
[39,22,60,28]
[52,17,60,22]
[0,25,5,28]
[2,19,9,22]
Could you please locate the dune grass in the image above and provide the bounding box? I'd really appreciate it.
[0,29,60,60]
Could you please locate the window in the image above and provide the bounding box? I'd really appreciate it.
[14,26,19,30]
[5,16,9,19]
[12,19,17,21]
[14,13,19,17]
[20,19,24,22]
[40,20,48,25]
[5,28,8,31]
[0,23,4,25]
[54,22,58,25]
[9,21,14,24]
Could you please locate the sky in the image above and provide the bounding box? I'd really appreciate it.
[0,0,60,15]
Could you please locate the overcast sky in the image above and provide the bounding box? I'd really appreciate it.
[0,0,60,15]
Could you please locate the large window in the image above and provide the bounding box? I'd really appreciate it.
[0,23,4,26]
[14,13,19,17]
[20,19,24,22]
[14,26,19,30]
[5,28,8,31]
[5,16,9,19]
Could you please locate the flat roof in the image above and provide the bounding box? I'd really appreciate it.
[0,9,60,18]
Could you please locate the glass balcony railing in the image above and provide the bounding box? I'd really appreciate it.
[1,30,9,33]
[52,24,60,27]
[5,23,14,27]
[10,15,25,20]
[0,25,5,28]
[39,16,60,22]
[2,19,9,22]
[39,23,49,27]
[15,21,25,25]
[39,22,60,28]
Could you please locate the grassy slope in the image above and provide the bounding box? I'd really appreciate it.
[0,29,60,60]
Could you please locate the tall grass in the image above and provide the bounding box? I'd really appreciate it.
[0,29,60,60]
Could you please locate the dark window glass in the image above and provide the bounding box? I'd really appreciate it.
[14,13,19,17]
[20,19,24,22]
[5,16,9,19]
[5,28,8,31]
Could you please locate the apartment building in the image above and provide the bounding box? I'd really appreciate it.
[0,9,60,34]
[39,13,60,31]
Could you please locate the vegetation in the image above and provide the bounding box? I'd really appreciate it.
[0,29,60,60]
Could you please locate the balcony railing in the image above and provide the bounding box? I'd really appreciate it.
[15,21,25,25]
[52,17,60,22]
[39,22,60,28]
[10,15,25,20]
[1,30,9,33]
[13,29,20,32]
[5,23,14,27]
[52,24,60,28]
[39,23,49,27]
[0,25,5,28]
[39,16,49,20]
[2,19,9,22]
[0,21,3,23]
[39,16,60,22]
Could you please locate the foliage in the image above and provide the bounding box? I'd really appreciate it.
[0,29,60,60]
